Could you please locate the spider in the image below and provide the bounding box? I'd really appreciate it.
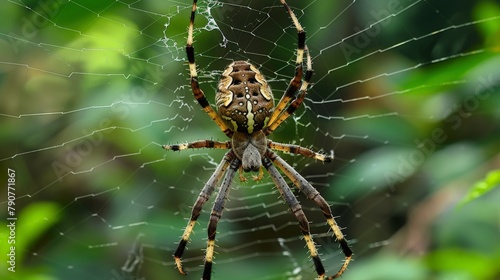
[163,0,352,279]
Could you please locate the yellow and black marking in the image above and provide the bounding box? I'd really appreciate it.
[202,239,215,279]
[172,152,234,277]
[268,140,334,162]
[304,234,326,277]
[163,140,231,151]
[263,157,330,278]
[265,0,308,132]
[267,150,353,279]
[173,220,197,274]
[327,218,353,279]
[186,0,232,138]
[265,47,313,134]
[201,156,240,280]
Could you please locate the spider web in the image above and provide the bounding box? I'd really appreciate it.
[1,0,499,279]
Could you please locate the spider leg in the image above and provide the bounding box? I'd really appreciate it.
[187,0,232,138]
[203,155,241,280]
[163,140,230,151]
[173,151,234,275]
[268,140,334,162]
[261,156,327,278]
[265,1,313,135]
[266,150,352,279]
[268,45,312,131]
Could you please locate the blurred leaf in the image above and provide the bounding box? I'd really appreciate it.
[0,202,59,280]
[474,1,500,49]
[425,248,498,279]
[423,143,485,190]
[331,146,414,199]
[342,253,426,280]
[459,169,500,206]
[17,202,61,263]
[401,51,495,96]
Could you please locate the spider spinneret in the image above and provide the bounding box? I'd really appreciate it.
[163,1,352,279]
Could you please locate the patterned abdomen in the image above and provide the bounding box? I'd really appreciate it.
[216,61,274,134]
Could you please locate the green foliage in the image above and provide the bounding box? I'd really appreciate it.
[341,254,427,280]
[1,202,60,280]
[459,169,500,206]
[1,1,499,279]
[425,248,500,280]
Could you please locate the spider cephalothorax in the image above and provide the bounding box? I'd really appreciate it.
[163,1,352,279]
[231,130,267,172]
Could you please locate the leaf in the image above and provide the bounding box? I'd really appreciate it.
[459,169,500,206]
[425,248,498,279]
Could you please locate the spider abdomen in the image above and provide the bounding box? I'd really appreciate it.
[216,60,274,134]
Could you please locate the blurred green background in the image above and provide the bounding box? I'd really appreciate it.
[1,0,499,279]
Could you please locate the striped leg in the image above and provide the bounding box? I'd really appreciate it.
[187,0,232,138]
[173,151,234,275]
[262,156,328,278]
[203,155,241,279]
[265,46,313,134]
[163,140,230,151]
[267,150,352,279]
[268,140,334,162]
[265,1,313,135]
